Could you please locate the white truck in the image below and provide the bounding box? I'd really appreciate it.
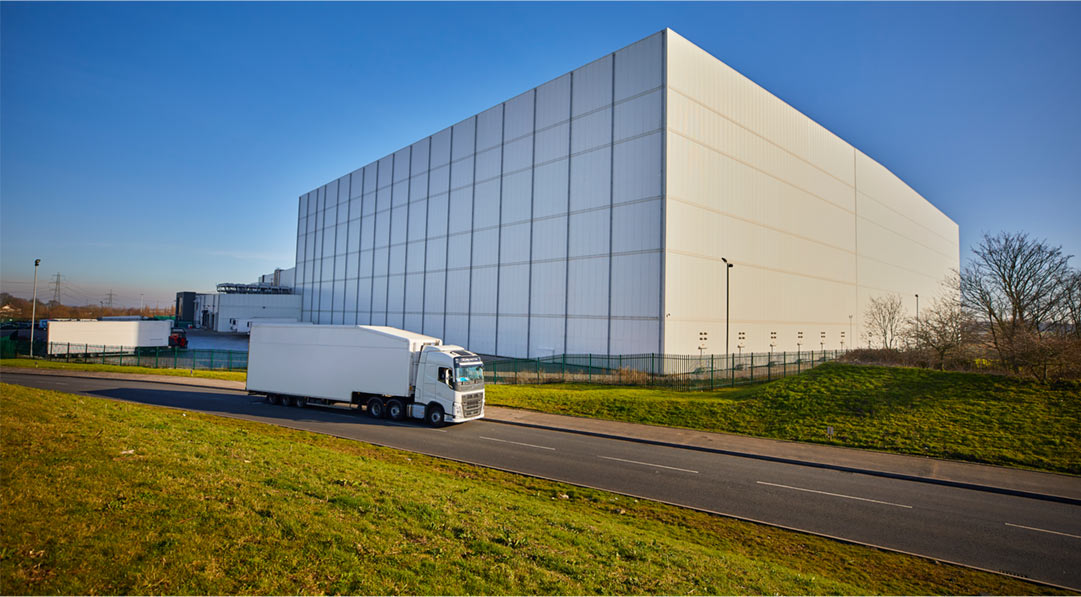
[47,320,172,354]
[246,323,485,426]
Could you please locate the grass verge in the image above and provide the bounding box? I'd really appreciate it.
[0,358,245,382]
[0,383,1057,595]
[486,363,1081,474]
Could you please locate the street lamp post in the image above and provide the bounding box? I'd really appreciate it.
[30,259,40,357]
[721,258,733,369]
[915,293,920,348]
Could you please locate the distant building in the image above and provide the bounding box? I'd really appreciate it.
[292,29,958,356]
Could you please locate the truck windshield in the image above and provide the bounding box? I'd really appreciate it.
[456,365,484,386]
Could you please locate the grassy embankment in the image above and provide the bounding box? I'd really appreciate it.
[0,357,245,382]
[486,363,1081,474]
[0,383,1056,595]
[4,358,1078,473]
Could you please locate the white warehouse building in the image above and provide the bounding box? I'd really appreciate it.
[294,29,958,357]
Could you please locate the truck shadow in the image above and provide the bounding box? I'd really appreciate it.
[84,387,444,431]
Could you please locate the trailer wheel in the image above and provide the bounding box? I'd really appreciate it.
[267,394,281,405]
[296,395,308,408]
[425,404,445,427]
[367,397,385,419]
[282,395,296,407]
[387,399,406,421]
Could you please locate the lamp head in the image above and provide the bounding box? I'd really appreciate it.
[34,259,40,267]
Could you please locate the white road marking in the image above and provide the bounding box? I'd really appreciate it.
[1005,523,1081,540]
[757,481,913,508]
[479,436,555,450]
[599,455,699,474]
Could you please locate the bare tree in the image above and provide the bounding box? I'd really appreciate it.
[909,271,977,369]
[864,294,906,349]
[961,232,1075,380]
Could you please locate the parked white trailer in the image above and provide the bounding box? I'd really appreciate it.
[229,317,299,334]
[246,324,484,426]
[47,320,172,354]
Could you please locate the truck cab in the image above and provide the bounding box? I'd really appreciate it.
[415,345,485,424]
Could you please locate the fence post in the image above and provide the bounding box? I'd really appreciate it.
[710,354,715,390]
[209,350,214,370]
[768,354,771,382]
[749,353,754,382]
[173,347,178,369]
[588,354,592,383]
[536,358,540,383]
[228,351,233,370]
[155,347,159,368]
[562,354,566,383]
[783,351,787,378]
[67,343,71,362]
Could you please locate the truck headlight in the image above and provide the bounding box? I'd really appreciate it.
[454,402,462,416]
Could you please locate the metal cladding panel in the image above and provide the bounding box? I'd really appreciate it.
[430,128,452,167]
[373,248,389,277]
[569,148,611,211]
[498,264,529,313]
[572,55,613,117]
[535,123,569,164]
[612,199,662,252]
[424,272,446,311]
[389,245,406,275]
[452,118,476,160]
[610,319,661,355]
[359,249,374,278]
[530,260,566,316]
[529,316,565,356]
[446,234,471,269]
[411,138,430,176]
[500,222,530,264]
[571,107,612,154]
[378,157,394,189]
[567,256,609,317]
[667,29,855,187]
[387,275,405,311]
[569,209,610,258]
[404,313,423,331]
[356,278,372,316]
[504,91,534,141]
[363,164,378,194]
[423,312,444,338]
[371,277,388,312]
[503,136,533,173]
[387,311,405,329]
[476,147,502,182]
[346,252,361,280]
[611,253,661,317]
[614,90,663,142]
[408,201,427,241]
[533,159,569,218]
[336,223,348,254]
[390,206,408,245]
[535,74,571,130]
[531,216,567,261]
[501,172,532,224]
[344,311,358,326]
[450,156,475,189]
[471,267,498,313]
[406,240,424,272]
[613,132,663,205]
[473,180,500,228]
[855,151,959,251]
[470,315,496,354]
[858,192,956,263]
[362,192,377,217]
[425,232,447,270]
[448,189,473,235]
[361,218,375,250]
[410,173,429,201]
[445,315,468,347]
[392,181,409,207]
[319,281,332,310]
[393,149,411,182]
[566,317,607,354]
[615,31,664,102]
[429,165,450,195]
[476,105,504,151]
[344,279,358,311]
[497,315,528,356]
[428,193,449,229]
[471,228,499,267]
[445,271,470,312]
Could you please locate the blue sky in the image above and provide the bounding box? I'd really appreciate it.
[2,2,1079,308]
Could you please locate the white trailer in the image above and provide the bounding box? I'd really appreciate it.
[246,324,484,426]
[47,320,172,354]
[229,317,299,334]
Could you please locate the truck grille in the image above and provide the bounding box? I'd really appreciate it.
[463,391,484,418]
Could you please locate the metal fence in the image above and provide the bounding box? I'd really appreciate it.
[483,350,845,390]
[0,337,843,390]
[1,340,248,371]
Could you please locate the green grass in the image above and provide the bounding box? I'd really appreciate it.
[0,357,245,382]
[486,363,1081,474]
[0,383,1056,595]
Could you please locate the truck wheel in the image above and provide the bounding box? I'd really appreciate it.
[282,395,296,407]
[425,404,445,427]
[267,394,281,405]
[367,397,384,419]
[296,395,308,408]
[387,399,406,421]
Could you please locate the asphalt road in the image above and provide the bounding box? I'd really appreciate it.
[5,371,1080,590]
